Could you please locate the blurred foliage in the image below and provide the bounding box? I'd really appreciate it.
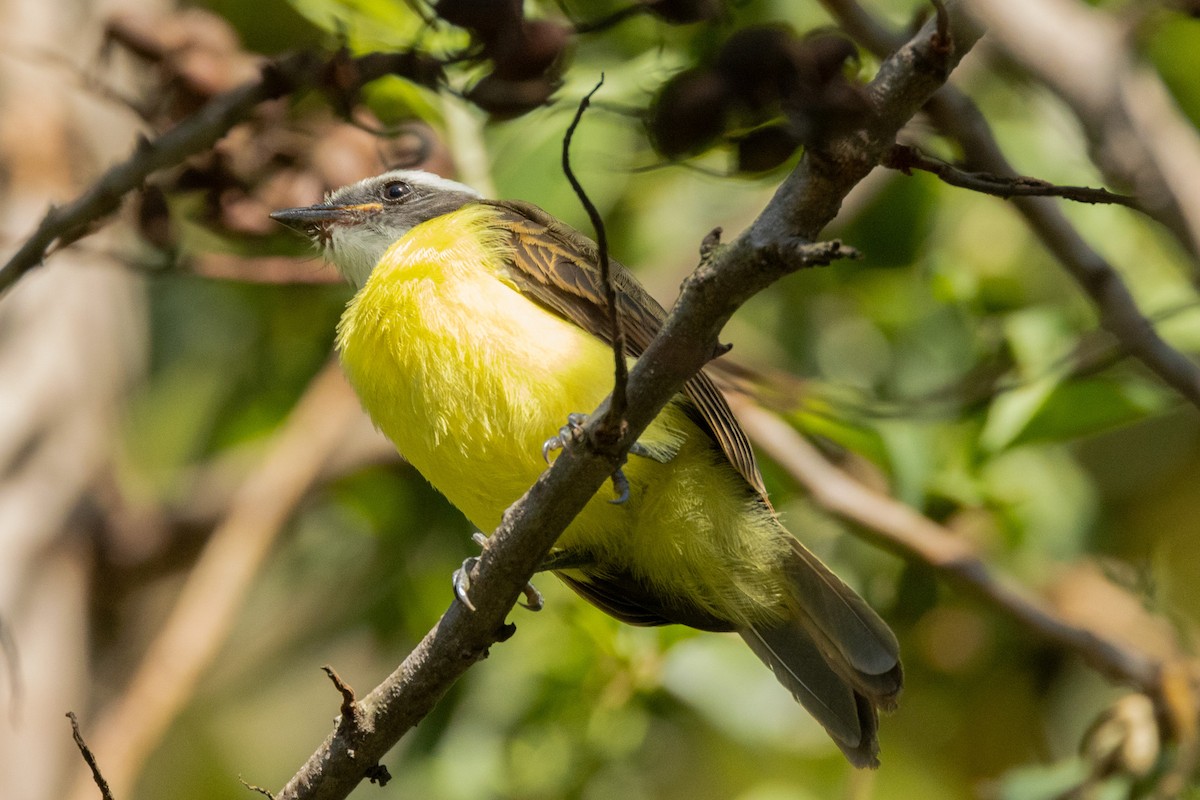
[88,0,1200,798]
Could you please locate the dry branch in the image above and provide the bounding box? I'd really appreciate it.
[66,713,115,800]
[884,143,1140,208]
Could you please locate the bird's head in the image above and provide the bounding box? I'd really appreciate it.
[270,170,481,288]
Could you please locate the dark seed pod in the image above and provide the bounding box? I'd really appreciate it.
[488,19,572,80]
[466,73,558,120]
[645,0,723,24]
[434,0,522,39]
[803,32,859,85]
[649,68,731,158]
[782,34,870,145]
[784,80,872,145]
[735,125,800,173]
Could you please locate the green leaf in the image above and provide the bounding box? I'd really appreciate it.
[286,0,468,53]
[982,375,1168,453]
[1010,377,1169,446]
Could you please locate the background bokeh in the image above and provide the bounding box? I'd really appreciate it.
[1,1,1198,798]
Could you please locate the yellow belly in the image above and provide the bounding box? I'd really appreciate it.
[335,206,788,625]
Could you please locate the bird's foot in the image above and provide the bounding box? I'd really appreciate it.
[540,412,661,505]
[453,532,544,612]
[540,412,588,463]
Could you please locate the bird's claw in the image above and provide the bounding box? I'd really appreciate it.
[518,581,544,611]
[452,555,480,612]
[542,413,654,505]
[609,467,631,505]
[452,532,544,612]
[541,412,588,463]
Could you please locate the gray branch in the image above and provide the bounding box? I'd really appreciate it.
[820,0,1200,410]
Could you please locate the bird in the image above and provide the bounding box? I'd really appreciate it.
[270,169,902,767]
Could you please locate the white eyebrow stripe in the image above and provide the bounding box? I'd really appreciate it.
[329,170,482,205]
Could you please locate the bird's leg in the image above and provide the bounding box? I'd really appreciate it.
[453,535,598,613]
[453,532,545,612]
[541,412,668,505]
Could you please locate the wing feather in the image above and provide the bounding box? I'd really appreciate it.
[481,199,767,497]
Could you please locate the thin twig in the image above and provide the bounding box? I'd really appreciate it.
[241,777,277,799]
[321,666,366,734]
[67,713,115,800]
[818,0,1200,413]
[561,75,629,423]
[885,143,1141,208]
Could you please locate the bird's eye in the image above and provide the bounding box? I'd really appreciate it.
[380,180,412,203]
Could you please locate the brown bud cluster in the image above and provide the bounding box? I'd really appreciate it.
[433,0,571,120]
[648,26,869,172]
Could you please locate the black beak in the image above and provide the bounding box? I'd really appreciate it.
[269,204,353,235]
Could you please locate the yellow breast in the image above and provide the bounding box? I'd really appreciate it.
[337,206,614,526]
[335,204,788,625]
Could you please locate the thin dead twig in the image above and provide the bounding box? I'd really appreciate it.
[885,143,1140,208]
[562,75,629,427]
[67,713,115,800]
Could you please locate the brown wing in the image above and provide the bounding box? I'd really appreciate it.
[481,198,768,498]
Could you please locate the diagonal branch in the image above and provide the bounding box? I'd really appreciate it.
[961,0,1200,266]
[0,49,441,298]
[731,397,1160,691]
[820,0,1200,411]
[275,8,980,799]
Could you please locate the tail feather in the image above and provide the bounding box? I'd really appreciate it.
[790,604,903,708]
[784,538,901,681]
[739,533,902,767]
[740,622,882,768]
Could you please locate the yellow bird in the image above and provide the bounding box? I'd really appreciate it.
[271,170,902,767]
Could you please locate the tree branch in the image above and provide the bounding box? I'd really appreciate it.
[730,397,1161,691]
[66,713,115,800]
[0,49,441,298]
[884,143,1140,208]
[819,0,1200,411]
[961,0,1200,266]
[275,8,980,799]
